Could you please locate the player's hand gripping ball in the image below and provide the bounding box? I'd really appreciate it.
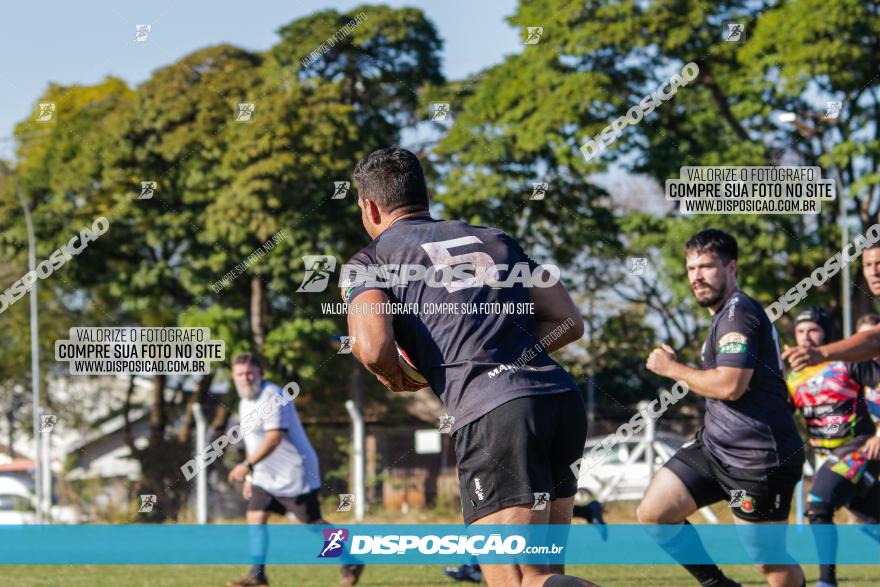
[396,344,429,392]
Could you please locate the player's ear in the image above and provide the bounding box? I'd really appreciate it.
[365,199,382,225]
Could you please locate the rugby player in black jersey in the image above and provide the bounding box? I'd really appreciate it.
[343,148,594,587]
[639,229,806,587]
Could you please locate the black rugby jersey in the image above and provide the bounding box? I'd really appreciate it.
[345,217,579,432]
[700,290,804,469]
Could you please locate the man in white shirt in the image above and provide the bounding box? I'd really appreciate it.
[225,352,364,587]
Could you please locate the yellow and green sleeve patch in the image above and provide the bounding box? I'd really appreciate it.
[717,332,748,354]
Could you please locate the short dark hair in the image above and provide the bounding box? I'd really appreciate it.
[232,352,262,371]
[685,229,738,265]
[353,148,429,214]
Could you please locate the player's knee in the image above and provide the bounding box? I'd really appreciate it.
[636,493,686,524]
[753,562,794,575]
[636,501,666,524]
[753,562,802,579]
[246,510,268,524]
[806,500,834,524]
[850,510,879,524]
[635,502,653,524]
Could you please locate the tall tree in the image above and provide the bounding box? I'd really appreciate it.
[3,5,447,517]
[436,0,879,368]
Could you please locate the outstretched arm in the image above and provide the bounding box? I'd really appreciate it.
[783,326,880,370]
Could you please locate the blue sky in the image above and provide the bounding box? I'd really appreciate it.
[0,0,521,160]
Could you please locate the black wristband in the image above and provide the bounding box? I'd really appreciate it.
[244,460,254,471]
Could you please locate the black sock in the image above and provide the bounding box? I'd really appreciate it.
[681,565,729,586]
[808,504,837,585]
[543,575,588,586]
[653,521,728,586]
[249,564,266,578]
[572,504,593,523]
[818,562,836,584]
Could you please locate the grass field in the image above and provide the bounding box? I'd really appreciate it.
[2,564,879,586]
[6,501,875,585]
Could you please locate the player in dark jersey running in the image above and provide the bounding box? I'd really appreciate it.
[343,148,594,587]
[785,306,880,587]
[638,229,806,587]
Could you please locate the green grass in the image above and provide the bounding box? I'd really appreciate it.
[7,501,873,585]
[1,564,878,586]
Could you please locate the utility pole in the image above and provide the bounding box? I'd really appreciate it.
[16,185,42,523]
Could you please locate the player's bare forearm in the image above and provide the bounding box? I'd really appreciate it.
[657,361,751,401]
[817,329,880,362]
[349,330,398,382]
[346,289,409,390]
[248,430,284,464]
[351,338,403,390]
[536,317,584,353]
[784,327,880,370]
[530,280,585,352]
[346,291,396,368]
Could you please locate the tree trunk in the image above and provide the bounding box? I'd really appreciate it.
[251,274,265,351]
[131,374,190,522]
[122,374,138,455]
[4,408,13,459]
[177,371,215,444]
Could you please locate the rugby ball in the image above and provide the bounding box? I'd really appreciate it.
[396,345,429,391]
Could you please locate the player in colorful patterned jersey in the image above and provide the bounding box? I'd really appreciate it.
[785,307,880,587]
[855,313,880,424]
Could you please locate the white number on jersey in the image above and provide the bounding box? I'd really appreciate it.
[421,236,500,293]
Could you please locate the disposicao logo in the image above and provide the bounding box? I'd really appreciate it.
[319,528,349,558]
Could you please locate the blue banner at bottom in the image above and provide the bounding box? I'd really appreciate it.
[0,524,878,565]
